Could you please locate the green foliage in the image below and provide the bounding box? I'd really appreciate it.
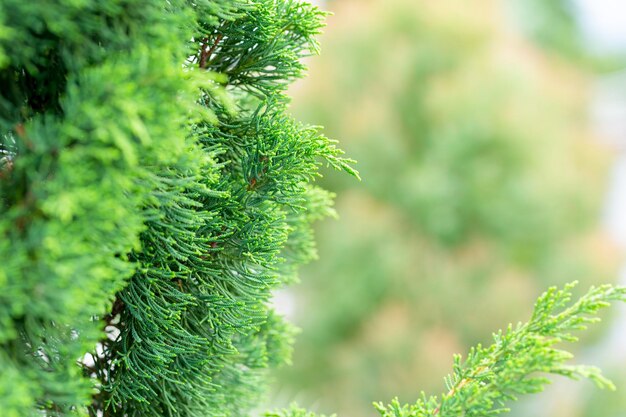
[507,0,626,70]
[1,1,622,417]
[374,283,626,417]
[0,0,354,416]
[507,0,584,61]
[266,404,334,417]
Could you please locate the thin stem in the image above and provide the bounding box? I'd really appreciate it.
[199,34,223,69]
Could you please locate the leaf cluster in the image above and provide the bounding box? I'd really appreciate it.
[0,1,355,416]
[374,283,626,417]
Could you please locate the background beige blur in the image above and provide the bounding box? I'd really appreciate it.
[272,1,626,416]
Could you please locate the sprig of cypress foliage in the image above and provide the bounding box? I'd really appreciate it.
[266,283,626,417]
[1,0,355,416]
[266,404,335,417]
[2,1,623,417]
[373,283,626,417]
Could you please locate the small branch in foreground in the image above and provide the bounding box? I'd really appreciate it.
[199,34,223,69]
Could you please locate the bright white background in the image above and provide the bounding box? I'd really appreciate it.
[576,0,626,53]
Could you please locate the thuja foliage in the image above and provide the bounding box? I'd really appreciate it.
[373,283,626,417]
[0,0,354,416]
[270,284,626,417]
[0,1,623,417]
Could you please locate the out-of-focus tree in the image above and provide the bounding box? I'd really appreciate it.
[508,0,626,69]
[508,0,583,60]
[274,0,619,416]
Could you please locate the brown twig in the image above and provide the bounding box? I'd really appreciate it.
[199,34,223,69]
[0,158,13,180]
[433,366,487,415]
[433,378,468,415]
[15,123,25,138]
[246,177,257,190]
[103,296,125,325]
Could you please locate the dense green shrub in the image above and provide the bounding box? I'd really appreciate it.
[0,1,622,417]
[0,1,354,415]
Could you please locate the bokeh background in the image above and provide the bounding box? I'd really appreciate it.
[271,1,626,416]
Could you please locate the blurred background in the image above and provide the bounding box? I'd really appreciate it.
[271,1,626,416]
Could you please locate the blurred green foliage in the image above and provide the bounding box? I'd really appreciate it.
[507,0,583,61]
[274,0,619,416]
[508,0,626,70]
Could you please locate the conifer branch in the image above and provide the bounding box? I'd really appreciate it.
[200,34,224,69]
[374,283,626,417]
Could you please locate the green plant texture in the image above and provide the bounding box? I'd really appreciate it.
[278,0,618,415]
[268,284,626,417]
[373,283,626,417]
[0,1,354,416]
[0,1,623,417]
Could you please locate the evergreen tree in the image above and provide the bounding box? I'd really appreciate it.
[0,1,354,415]
[0,1,623,417]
